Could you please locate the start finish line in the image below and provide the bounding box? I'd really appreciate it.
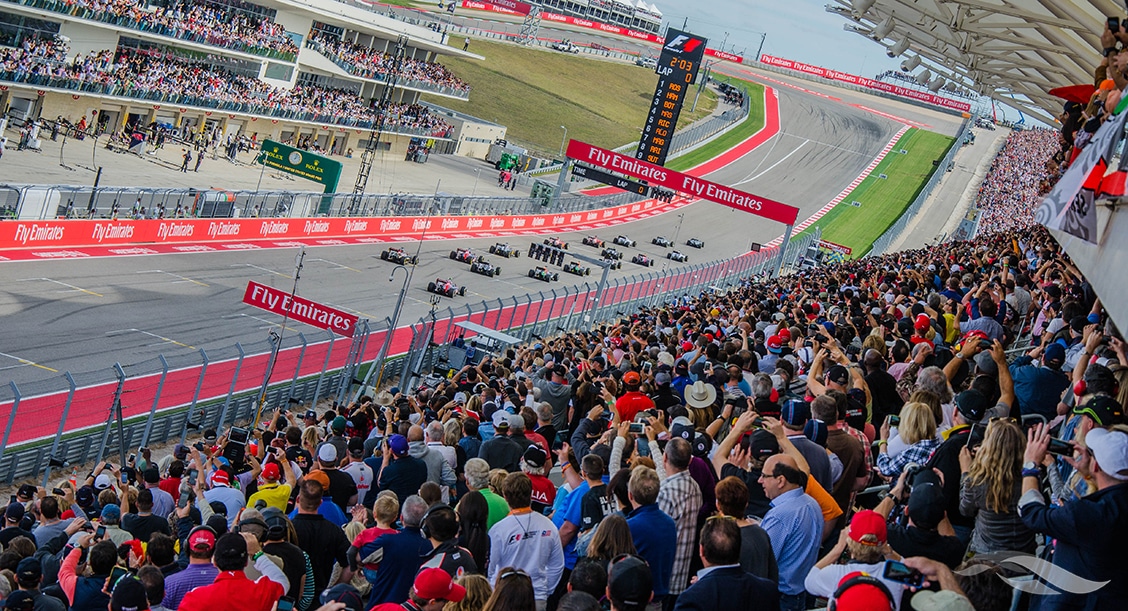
[565,140,800,226]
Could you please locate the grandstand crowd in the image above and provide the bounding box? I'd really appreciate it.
[0,40,454,138]
[973,129,1061,235]
[307,33,470,95]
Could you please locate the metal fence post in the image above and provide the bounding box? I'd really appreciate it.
[0,383,22,479]
[45,372,79,488]
[181,349,209,445]
[506,296,520,330]
[312,332,336,409]
[140,355,169,449]
[217,343,246,434]
[287,333,308,404]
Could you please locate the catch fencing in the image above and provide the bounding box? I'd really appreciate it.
[0,227,820,486]
[865,119,971,258]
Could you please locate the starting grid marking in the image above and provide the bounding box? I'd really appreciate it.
[0,202,692,262]
[764,124,911,249]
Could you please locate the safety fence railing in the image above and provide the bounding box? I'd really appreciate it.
[1,182,646,221]
[865,119,971,258]
[0,227,820,486]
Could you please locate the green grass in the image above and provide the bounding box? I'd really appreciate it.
[422,39,717,156]
[666,77,765,171]
[798,128,955,257]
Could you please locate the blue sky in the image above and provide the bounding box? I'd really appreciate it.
[657,0,902,78]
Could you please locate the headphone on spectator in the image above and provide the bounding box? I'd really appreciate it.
[1074,362,1121,398]
[828,573,894,611]
[420,503,455,539]
[258,507,289,541]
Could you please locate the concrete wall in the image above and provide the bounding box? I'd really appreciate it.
[59,21,120,57]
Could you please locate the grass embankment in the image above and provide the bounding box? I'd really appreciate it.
[666,76,765,171]
[422,39,717,155]
[800,128,955,257]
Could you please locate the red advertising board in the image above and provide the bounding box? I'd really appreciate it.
[817,239,853,255]
[759,55,971,112]
[243,280,358,336]
[490,0,532,15]
[461,1,664,43]
[566,140,799,225]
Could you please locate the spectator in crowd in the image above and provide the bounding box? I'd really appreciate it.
[360,495,430,606]
[876,402,939,479]
[758,453,822,611]
[379,434,428,505]
[624,467,676,606]
[874,472,965,568]
[371,567,466,611]
[291,480,351,595]
[584,514,636,571]
[478,417,523,473]
[804,510,906,608]
[810,395,867,514]
[245,460,293,512]
[673,516,778,611]
[488,473,564,606]
[606,555,652,611]
[713,477,777,582]
[122,487,172,541]
[465,459,508,530]
[1010,342,1070,420]
[959,418,1035,555]
[656,438,702,605]
[777,401,832,491]
[177,533,288,611]
[163,527,218,610]
[419,503,477,577]
[259,509,307,607]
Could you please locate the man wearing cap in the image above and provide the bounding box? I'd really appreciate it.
[606,555,653,611]
[371,567,466,611]
[0,503,32,548]
[1020,424,1128,609]
[142,467,175,521]
[314,442,360,514]
[109,576,152,611]
[246,457,295,512]
[778,400,833,492]
[177,532,288,611]
[97,504,133,546]
[876,472,965,569]
[924,387,991,544]
[326,416,350,460]
[617,371,656,425]
[522,445,556,515]
[1009,342,1070,421]
[673,517,777,611]
[478,415,524,473]
[378,434,428,505]
[340,437,374,506]
[488,472,564,607]
[13,557,64,611]
[360,494,434,607]
[163,526,219,610]
[530,363,574,431]
[804,510,906,609]
[202,470,244,528]
[1057,383,1124,501]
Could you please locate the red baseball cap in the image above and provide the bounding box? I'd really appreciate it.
[848,510,887,545]
[766,335,783,352]
[413,567,466,602]
[914,314,931,331]
[832,572,894,610]
[778,328,792,341]
[210,469,230,486]
[681,341,694,352]
[623,371,641,385]
[261,463,280,481]
[187,526,216,551]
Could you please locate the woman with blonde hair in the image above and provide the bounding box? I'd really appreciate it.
[958,418,1035,554]
[876,402,939,478]
[444,574,492,611]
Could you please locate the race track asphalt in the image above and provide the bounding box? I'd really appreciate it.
[0,72,965,387]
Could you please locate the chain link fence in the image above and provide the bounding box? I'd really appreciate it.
[0,227,819,486]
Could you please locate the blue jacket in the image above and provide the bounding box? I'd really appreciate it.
[672,566,779,611]
[1022,483,1128,610]
[360,526,431,607]
[626,503,677,597]
[1009,356,1069,420]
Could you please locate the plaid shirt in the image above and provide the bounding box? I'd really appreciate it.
[657,470,702,595]
[876,438,940,478]
[845,425,873,473]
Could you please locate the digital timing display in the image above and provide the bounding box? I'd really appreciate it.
[636,29,707,166]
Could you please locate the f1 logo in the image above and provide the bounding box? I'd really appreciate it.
[664,35,702,53]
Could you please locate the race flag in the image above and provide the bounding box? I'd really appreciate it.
[1035,109,1127,244]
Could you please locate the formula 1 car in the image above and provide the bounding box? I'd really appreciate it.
[380,247,417,265]
[543,237,569,249]
[469,257,501,277]
[631,254,656,267]
[601,257,623,270]
[667,250,689,262]
[601,247,624,260]
[488,243,521,258]
[427,278,467,297]
[652,236,673,247]
[582,236,605,248]
[563,261,590,276]
[686,238,705,249]
[528,266,560,282]
[449,248,476,264]
[613,235,636,248]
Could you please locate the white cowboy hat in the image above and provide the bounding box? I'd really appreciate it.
[374,390,395,407]
[684,381,717,410]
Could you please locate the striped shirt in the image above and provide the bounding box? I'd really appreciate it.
[657,470,702,595]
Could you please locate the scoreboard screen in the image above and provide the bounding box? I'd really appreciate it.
[636,29,707,166]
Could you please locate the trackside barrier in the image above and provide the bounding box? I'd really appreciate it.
[0,228,820,484]
[865,119,971,258]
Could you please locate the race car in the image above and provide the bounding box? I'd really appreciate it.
[543,237,569,249]
[582,236,605,248]
[667,250,689,262]
[613,235,636,248]
[488,243,521,258]
[601,247,624,260]
[652,236,673,247]
[379,247,417,265]
[528,266,560,282]
[449,248,476,264]
[469,257,501,277]
[631,254,656,267]
[686,238,705,249]
[601,258,623,270]
[563,261,590,276]
[427,278,467,297]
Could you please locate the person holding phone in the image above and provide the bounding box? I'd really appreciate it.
[957,419,1036,555]
[804,510,907,609]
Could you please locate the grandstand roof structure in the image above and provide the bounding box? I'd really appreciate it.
[825,0,1110,124]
